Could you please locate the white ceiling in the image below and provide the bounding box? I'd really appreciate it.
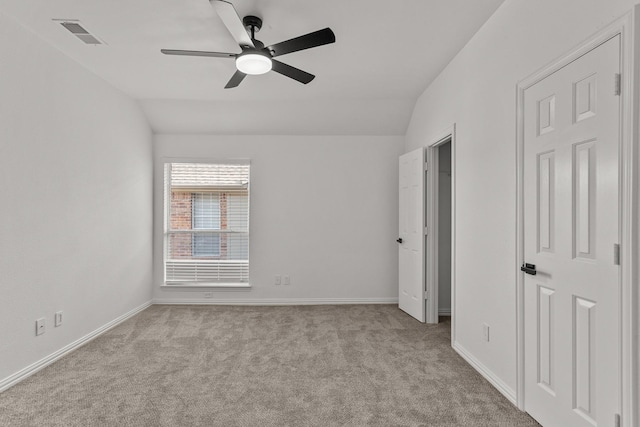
[0,0,505,135]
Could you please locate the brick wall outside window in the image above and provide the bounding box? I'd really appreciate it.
[168,191,230,260]
[169,191,192,259]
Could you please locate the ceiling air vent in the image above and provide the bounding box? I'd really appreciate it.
[58,21,102,45]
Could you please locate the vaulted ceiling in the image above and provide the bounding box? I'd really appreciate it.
[0,0,505,134]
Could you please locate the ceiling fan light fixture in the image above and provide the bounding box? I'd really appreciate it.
[236,52,272,75]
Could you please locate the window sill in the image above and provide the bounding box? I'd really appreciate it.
[161,283,252,290]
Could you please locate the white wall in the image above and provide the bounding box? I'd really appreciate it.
[0,13,153,384]
[154,135,403,303]
[405,0,639,398]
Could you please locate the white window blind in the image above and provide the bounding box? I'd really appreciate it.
[164,162,250,284]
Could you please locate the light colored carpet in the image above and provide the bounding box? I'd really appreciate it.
[0,305,539,426]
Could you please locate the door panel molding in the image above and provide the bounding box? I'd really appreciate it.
[515,9,639,426]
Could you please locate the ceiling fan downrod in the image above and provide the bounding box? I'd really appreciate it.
[242,15,262,43]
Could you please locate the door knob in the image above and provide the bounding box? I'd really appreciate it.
[396,238,403,244]
[520,263,537,275]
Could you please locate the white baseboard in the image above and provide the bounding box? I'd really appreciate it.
[438,308,451,316]
[453,341,517,406]
[0,300,152,393]
[152,297,399,306]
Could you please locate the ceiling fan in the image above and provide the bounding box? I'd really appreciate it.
[161,0,336,89]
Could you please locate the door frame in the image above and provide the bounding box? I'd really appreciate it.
[515,9,639,426]
[425,125,456,334]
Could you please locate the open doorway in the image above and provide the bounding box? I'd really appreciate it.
[425,128,455,326]
[436,141,452,320]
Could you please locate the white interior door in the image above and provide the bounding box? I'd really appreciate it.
[399,147,425,322]
[523,36,621,426]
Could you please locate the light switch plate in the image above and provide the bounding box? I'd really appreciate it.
[55,311,63,327]
[36,318,46,336]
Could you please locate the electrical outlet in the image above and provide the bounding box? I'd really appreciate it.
[275,275,281,285]
[483,323,490,342]
[203,292,213,299]
[55,311,63,327]
[283,275,290,285]
[36,318,46,336]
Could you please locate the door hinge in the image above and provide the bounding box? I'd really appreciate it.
[614,243,621,265]
[424,161,429,172]
[424,226,428,236]
[615,73,622,96]
[425,290,429,300]
[614,413,621,427]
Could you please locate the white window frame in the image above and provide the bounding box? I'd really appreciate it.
[162,160,251,289]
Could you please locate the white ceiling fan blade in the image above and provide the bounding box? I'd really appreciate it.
[211,0,254,49]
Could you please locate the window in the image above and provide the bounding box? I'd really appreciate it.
[192,193,221,257]
[164,162,250,284]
